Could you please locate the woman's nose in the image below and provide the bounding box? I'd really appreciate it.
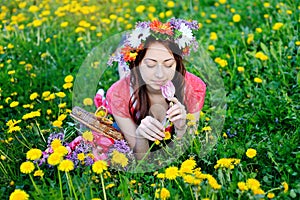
[155,65,164,78]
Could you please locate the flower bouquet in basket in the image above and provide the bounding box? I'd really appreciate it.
[38,89,135,171]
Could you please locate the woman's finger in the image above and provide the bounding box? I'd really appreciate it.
[139,117,165,140]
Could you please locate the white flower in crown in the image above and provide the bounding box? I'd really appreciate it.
[176,23,193,49]
[127,27,151,48]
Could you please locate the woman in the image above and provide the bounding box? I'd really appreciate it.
[105,18,206,160]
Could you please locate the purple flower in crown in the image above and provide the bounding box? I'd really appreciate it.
[161,81,175,99]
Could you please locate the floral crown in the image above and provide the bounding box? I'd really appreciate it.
[107,18,200,72]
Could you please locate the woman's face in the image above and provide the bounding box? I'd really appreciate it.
[139,42,176,92]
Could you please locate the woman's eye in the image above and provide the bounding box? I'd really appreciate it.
[144,60,157,68]
[164,61,175,68]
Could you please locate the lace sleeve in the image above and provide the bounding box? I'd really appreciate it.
[185,72,206,113]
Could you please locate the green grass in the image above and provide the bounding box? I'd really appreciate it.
[0,0,299,199]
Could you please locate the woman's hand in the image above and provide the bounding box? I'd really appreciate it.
[136,116,165,141]
[166,97,187,130]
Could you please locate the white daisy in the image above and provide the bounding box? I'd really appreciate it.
[176,23,193,49]
[128,27,150,48]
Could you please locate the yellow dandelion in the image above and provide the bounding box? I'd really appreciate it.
[208,45,215,51]
[20,161,35,174]
[254,77,263,83]
[60,22,69,28]
[232,14,241,22]
[26,148,42,160]
[210,32,218,40]
[157,173,165,179]
[28,5,39,13]
[272,22,284,31]
[237,182,248,191]
[246,148,257,158]
[148,6,156,13]
[51,139,62,150]
[58,114,67,121]
[105,183,115,189]
[183,174,195,184]
[246,178,260,190]
[54,146,68,156]
[92,160,108,174]
[83,98,93,106]
[267,192,275,199]
[63,82,73,89]
[180,158,197,174]
[9,189,29,200]
[135,5,145,13]
[77,153,85,161]
[58,159,74,172]
[29,92,39,100]
[10,101,19,108]
[164,131,171,140]
[111,150,128,167]
[255,27,262,33]
[202,126,212,131]
[237,66,245,72]
[282,181,288,193]
[55,92,66,98]
[154,139,160,145]
[7,43,14,49]
[165,166,178,180]
[64,75,74,83]
[33,170,44,177]
[160,187,170,200]
[52,120,63,128]
[255,51,268,61]
[82,130,93,142]
[42,91,51,98]
[47,153,63,166]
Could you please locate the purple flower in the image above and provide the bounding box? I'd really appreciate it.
[112,140,131,154]
[136,21,150,29]
[170,18,199,30]
[161,81,175,99]
[47,132,64,146]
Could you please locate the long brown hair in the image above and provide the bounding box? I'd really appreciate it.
[128,36,186,125]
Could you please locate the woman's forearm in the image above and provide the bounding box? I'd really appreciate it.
[133,136,150,160]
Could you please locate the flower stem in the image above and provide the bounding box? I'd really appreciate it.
[100,174,107,200]
[58,170,63,199]
[29,174,41,195]
[135,142,156,171]
[66,172,78,200]
[174,179,184,195]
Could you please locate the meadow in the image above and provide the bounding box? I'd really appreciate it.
[0,0,299,199]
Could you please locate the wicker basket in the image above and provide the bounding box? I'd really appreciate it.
[70,106,124,140]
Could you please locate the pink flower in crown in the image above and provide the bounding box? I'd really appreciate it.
[161,80,175,99]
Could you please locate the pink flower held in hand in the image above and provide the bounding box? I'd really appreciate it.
[161,80,175,99]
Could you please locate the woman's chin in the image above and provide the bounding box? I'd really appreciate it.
[146,84,162,93]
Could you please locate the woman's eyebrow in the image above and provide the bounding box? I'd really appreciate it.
[144,58,175,62]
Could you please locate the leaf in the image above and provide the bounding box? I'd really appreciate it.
[260,42,269,55]
[270,45,278,62]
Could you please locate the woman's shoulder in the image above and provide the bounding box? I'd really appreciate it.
[107,75,130,94]
[184,71,206,113]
